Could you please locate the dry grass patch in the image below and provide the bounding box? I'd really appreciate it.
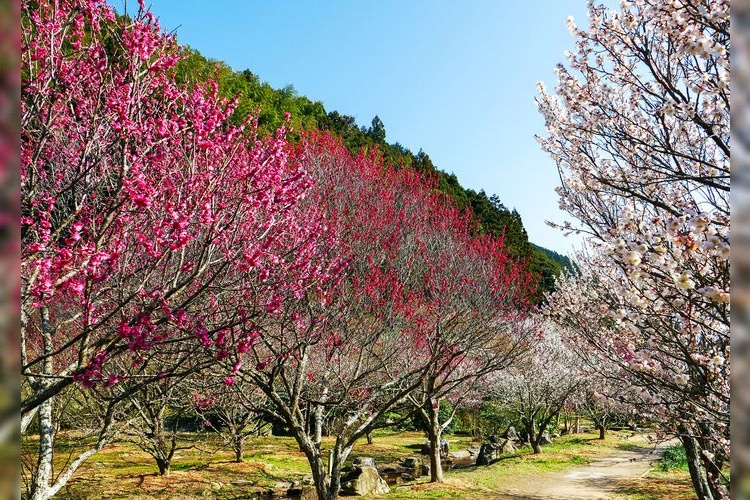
[613,470,696,499]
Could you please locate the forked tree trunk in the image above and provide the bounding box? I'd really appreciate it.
[303,436,352,500]
[529,429,541,454]
[523,418,541,454]
[156,458,171,476]
[299,438,330,500]
[28,384,113,500]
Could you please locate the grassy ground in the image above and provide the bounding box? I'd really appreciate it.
[27,429,695,498]
[388,432,694,499]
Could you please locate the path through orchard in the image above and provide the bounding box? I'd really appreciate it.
[490,439,676,499]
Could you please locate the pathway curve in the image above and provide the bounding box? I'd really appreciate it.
[490,441,672,499]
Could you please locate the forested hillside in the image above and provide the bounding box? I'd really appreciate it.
[174,48,566,297]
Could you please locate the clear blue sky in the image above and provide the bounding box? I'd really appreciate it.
[118,1,590,254]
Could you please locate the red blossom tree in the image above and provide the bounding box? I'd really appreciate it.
[189,374,270,463]
[227,132,536,497]
[402,230,536,482]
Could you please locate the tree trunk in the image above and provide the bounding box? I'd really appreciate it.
[598,424,606,440]
[30,306,55,500]
[531,439,541,454]
[307,447,331,500]
[574,415,580,434]
[293,428,336,500]
[313,403,324,452]
[21,407,38,435]
[328,441,351,500]
[233,435,244,463]
[681,434,714,500]
[427,403,444,482]
[366,430,373,445]
[702,451,728,500]
[30,396,54,500]
[525,420,541,454]
[156,458,171,476]
[305,438,352,500]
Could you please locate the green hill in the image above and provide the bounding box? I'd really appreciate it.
[173,47,566,299]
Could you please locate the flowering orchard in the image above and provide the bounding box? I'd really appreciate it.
[490,323,582,455]
[537,1,729,498]
[21,1,535,499]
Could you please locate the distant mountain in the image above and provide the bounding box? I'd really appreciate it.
[531,244,576,274]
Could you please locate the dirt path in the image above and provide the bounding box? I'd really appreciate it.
[491,441,671,499]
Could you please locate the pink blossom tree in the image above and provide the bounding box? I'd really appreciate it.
[536,1,729,496]
[576,374,638,440]
[21,1,329,498]
[189,369,271,463]
[228,133,440,499]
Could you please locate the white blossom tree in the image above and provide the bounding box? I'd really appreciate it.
[536,1,729,497]
[492,323,582,454]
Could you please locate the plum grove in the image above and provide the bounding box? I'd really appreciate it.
[21,0,729,499]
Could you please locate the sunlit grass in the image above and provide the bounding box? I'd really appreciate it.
[23,429,695,498]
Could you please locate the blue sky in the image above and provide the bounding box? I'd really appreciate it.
[122,1,590,254]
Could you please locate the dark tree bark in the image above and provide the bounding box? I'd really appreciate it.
[681,434,714,500]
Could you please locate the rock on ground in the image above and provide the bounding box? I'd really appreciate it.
[341,466,390,496]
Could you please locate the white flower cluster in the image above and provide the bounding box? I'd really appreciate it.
[538,0,729,482]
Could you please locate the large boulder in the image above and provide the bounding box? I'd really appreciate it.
[341,466,390,496]
[377,463,403,485]
[421,439,449,455]
[353,456,376,468]
[476,439,517,465]
[287,484,316,498]
[299,486,317,500]
[476,443,498,466]
[500,439,516,455]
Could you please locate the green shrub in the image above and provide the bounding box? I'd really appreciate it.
[660,444,688,471]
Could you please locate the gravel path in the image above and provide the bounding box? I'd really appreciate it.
[490,441,671,499]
